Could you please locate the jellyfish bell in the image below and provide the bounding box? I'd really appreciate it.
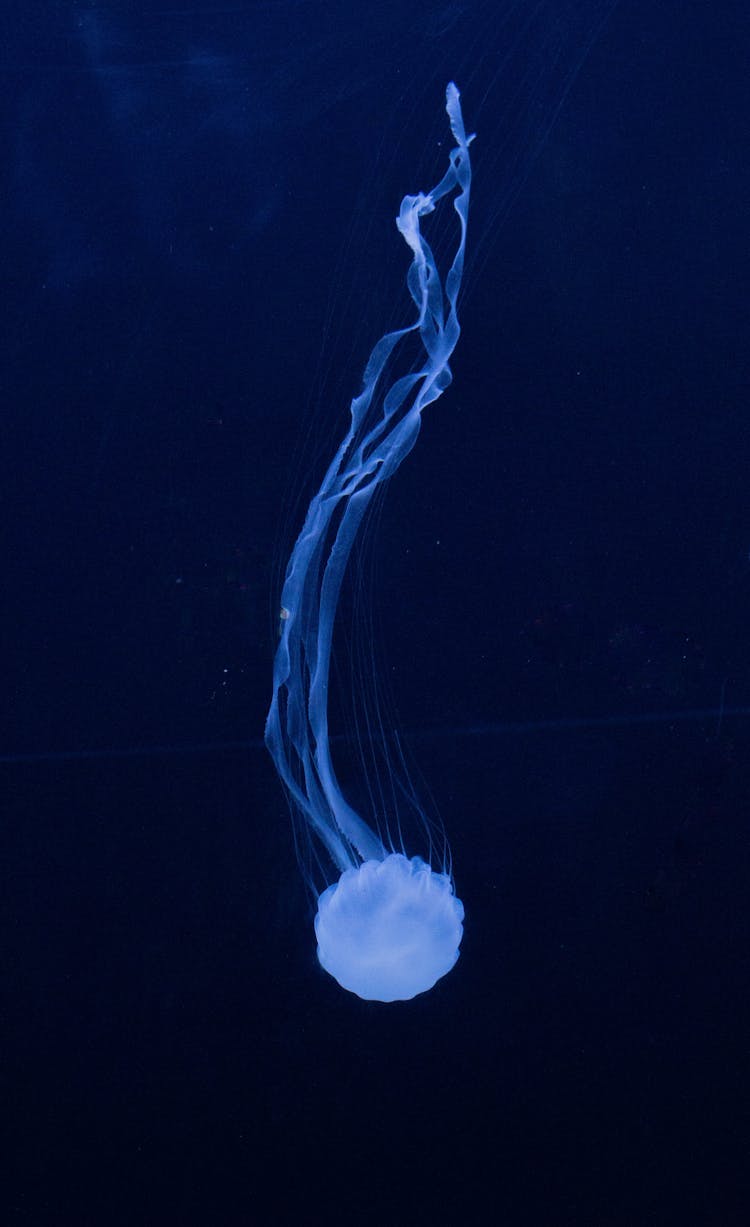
[315,854,465,1002]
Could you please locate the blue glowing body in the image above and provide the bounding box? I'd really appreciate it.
[265,85,471,999]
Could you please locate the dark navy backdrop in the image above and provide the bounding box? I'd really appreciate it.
[3,1,749,1222]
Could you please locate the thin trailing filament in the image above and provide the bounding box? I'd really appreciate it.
[265,84,473,873]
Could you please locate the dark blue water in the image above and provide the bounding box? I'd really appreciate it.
[3,1,749,1222]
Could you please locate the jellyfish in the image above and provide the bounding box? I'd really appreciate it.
[265,83,472,1002]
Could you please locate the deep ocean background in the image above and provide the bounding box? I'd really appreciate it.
[3,1,750,1222]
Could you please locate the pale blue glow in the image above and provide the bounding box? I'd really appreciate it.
[265,84,471,1001]
[315,854,465,1003]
